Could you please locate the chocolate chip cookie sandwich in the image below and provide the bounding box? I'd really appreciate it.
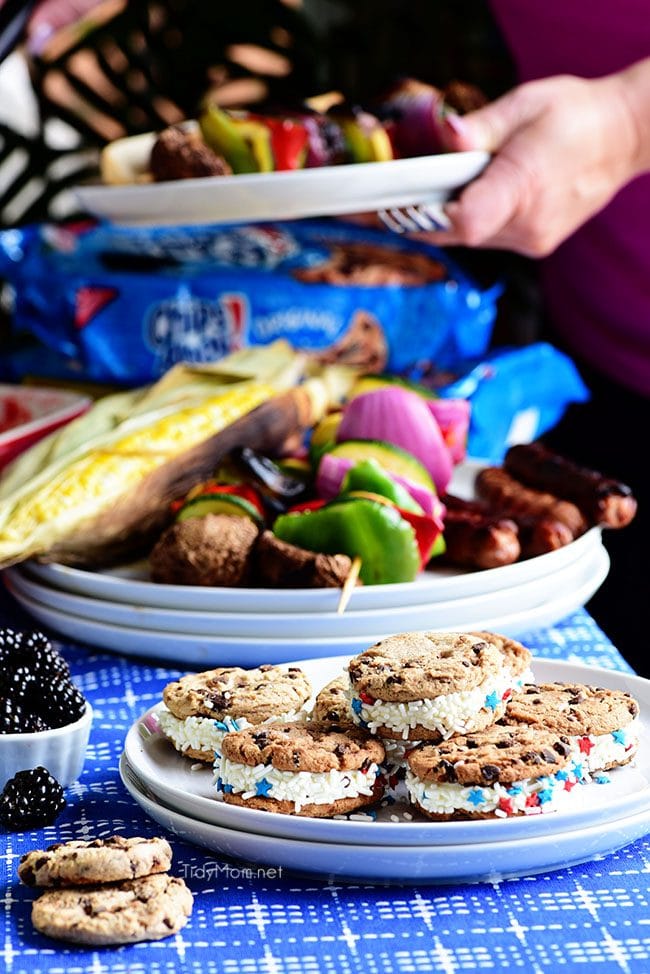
[347,632,522,742]
[217,721,385,817]
[406,725,576,820]
[159,664,312,765]
[499,682,640,777]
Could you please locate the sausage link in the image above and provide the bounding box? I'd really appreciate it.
[504,442,637,528]
[475,467,588,538]
[440,505,521,570]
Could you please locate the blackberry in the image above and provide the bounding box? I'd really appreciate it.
[0,697,23,734]
[22,646,70,683]
[0,767,66,830]
[0,666,38,704]
[22,713,49,734]
[18,632,71,682]
[40,680,87,729]
[0,628,22,668]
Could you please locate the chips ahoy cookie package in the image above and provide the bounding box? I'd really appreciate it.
[0,218,588,460]
[0,218,499,384]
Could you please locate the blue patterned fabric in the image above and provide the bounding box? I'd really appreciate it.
[1,582,648,974]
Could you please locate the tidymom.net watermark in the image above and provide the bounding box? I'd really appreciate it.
[178,860,283,881]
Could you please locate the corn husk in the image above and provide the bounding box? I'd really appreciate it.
[0,342,345,569]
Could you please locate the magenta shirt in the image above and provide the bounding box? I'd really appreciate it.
[490,0,650,396]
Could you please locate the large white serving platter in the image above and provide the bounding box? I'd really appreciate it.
[4,545,609,665]
[123,657,649,851]
[23,523,602,614]
[19,458,602,614]
[5,539,608,639]
[121,758,650,884]
[74,150,489,227]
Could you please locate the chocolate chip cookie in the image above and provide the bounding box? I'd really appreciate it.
[311,675,354,725]
[18,836,172,888]
[218,721,385,817]
[31,873,193,945]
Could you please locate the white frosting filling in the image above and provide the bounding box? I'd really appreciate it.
[158,708,304,772]
[218,757,381,812]
[569,718,640,773]
[406,768,575,817]
[349,667,516,740]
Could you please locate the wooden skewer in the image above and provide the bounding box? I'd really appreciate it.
[336,555,362,615]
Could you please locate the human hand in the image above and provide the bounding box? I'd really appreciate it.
[422,69,648,257]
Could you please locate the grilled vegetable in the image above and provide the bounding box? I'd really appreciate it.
[0,344,345,569]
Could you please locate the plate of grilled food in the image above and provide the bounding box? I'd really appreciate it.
[0,340,637,662]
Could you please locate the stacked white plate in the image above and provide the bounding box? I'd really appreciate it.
[2,461,610,666]
[119,655,650,883]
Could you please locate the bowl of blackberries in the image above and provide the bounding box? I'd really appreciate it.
[0,628,91,828]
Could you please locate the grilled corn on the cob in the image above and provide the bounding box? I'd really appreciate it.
[0,383,273,567]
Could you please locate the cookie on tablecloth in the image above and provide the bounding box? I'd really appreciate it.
[31,873,193,945]
[18,836,172,888]
[159,664,311,763]
[217,721,385,817]
[347,631,518,742]
[499,682,640,776]
[406,724,575,820]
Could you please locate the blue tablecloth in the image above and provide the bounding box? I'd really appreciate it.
[1,582,649,974]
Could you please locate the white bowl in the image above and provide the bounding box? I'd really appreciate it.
[0,703,93,789]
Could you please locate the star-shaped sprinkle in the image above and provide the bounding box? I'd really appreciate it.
[351,697,364,716]
[593,772,611,785]
[538,787,554,805]
[571,761,585,780]
[556,769,569,781]
[611,729,626,745]
[222,783,233,794]
[498,797,514,815]
[507,784,523,796]
[467,788,485,807]
[484,691,500,711]
[578,736,594,755]
[216,777,224,791]
[564,778,577,792]
[255,777,273,797]
[525,793,540,808]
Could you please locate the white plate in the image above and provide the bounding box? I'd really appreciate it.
[4,546,609,665]
[24,523,602,614]
[119,756,650,884]
[74,151,489,227]
[123,657,649,848]
[6,539,608,639]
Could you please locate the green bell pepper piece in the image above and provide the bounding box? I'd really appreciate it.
[199,105,260,173]
[340,458,423,514]
[272,496,420,585]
